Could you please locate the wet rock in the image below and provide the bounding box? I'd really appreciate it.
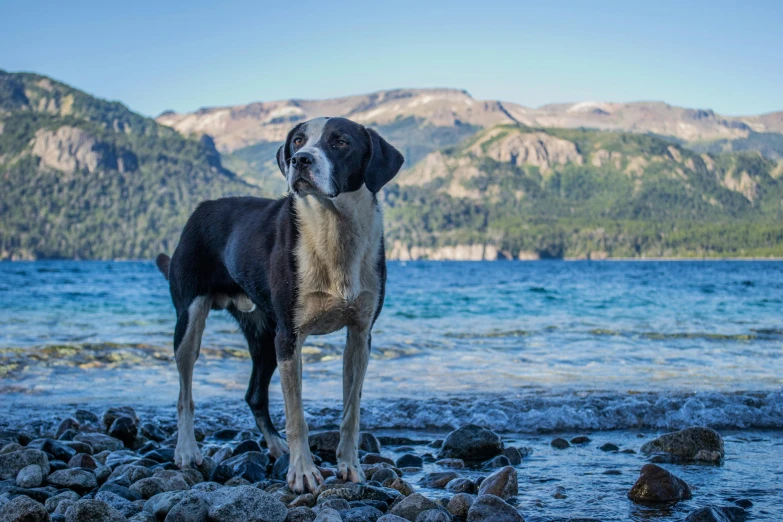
[313,507,343,522]
[435,458,464,469]
[389,493,445,521]
[627,464,692,504]
[64,499,126,522]
[209,464,233,484]
[466,494,524,522]
[388,479,414,497]
[74,410,100,425]
[420,472,459,489]
[0,495,50,522]
[502,447,523,465]
[61,441,92,455]
[108,417,138,446]
[316,483,400,505]
[694,450,723,463]
[438,425,503,461]
[685,506,746,522]
[343,505,384,521]
[142,490,190,519]
[314,498,351,512]
[138,423,167,443]
[598,443,619,452]
[95,490,142,517]
[377,516,408,522]
[58,430,78,442]
[222,451,268,482]
[550,438,570,450]
[28,440,76,463]
[67,453,97,470]
[362,454,395,466]
[371,468,398,484]
[53,500,76,516]
[45,491,80,512]
[99,481,141,501]
[447,493,474,517]
[234,440,262,455]
[415,509,450,522]
[213,429,239,441]
[47,469,97,493]
[446,477,475,494]
[640,427,724,462]
[1,442,23,455]
[56,418,80,439]
[395,454,423,469]
[207,485,288,521]
[551,485,567,499]
[733,499,753,509]
[130,477,170,499]
[102,407,139,432]
[309,432,380,461]
[477,466,517,500]
[164,495,209,522]
[48,461,68,473]
[73,433,124,454]
[211,446,233,465]
[483,455,511,468]
[144,448,175,464]
[289,493,316,508]
[570,436,591,444]
[286,506,317,521]
[16,464,43,488]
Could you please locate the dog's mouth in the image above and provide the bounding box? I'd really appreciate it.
[292,174,336,199]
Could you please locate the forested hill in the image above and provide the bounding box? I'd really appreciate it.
[0,71,257,260]
[383,125,783,259]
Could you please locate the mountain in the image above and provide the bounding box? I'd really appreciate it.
[0,71,256,260]
[157,91,783,191]
[383,124,783,259]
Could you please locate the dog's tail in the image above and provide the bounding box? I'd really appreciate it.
[155,253,171,281]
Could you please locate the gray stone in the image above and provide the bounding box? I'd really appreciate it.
[95,490,142,517]
[415,509,450,522]
[438,425,503,461]
[314,498,351,511]
[447,493,474,517]
[46,469,97,493]
[395,455,423,469]
[627,464,692,504]
[64,499,126,522]
[73,433,124,454]
[389,494,445,521]
[343,505,384,522]
[685,506,746,522]
[67,454,97,470]
[289,493,316,508]
[142,490,191,519]
[207,484,288,522]
[435,459,464,469]
[313,507,343,522]
[309,432,380,461]
[0,495,50,522]
[286,506,317,522]
[550,438,570,450]
[420,472,459,489]
[502,448,522,465]
[164,495,209,522]
[387,479,414,497]
[466,494,524,522]
[477,466,518,500]
[371,468,398,484]
[0,449,50,480]
[102,407,139,432]
[446,477,475,494]
[16,464,43,488]
[483,455,511,468]
[377,516,408,522]
[45,491,80,513]
[640,427,724,461]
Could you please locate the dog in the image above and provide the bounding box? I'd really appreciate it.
[155,117,404,493]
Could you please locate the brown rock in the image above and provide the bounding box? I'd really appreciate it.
[627,464,692,504]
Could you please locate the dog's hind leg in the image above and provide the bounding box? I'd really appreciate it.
[234,311,289,459]
[336,326,371,483]
[173,295,210,468]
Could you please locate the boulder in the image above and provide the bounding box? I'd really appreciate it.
[164,495,209,522]
[395,454,423,468]
[46,469,98,493]
[0,495,50,522]
[0,449,50,480]
[64,499,126,522]
[466,494,524,522]
[447,493,474,517]
[477,466,517,500]
[641,427,724,462]
[207,485,288,522]
[627,464,692,504]
[415,509,450,522]
[389,494,445,521]
[438,425,503,461]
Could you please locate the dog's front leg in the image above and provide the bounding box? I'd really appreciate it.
[337,326,370,483]
[276,330,323,493]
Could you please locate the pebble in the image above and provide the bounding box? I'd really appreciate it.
[56,418,80,439]
[68,453,98,469]
[438,425,503,461]
[551,485,567,499]
[627,463,692,504]
[314,507,343,522]
[286,505,317,521]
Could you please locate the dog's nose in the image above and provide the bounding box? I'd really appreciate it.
[290,152,314,170]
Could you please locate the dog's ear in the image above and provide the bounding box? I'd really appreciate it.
[363,127,404,192]
[277,123,302,177]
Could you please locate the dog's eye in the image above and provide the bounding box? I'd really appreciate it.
[293,137,303,147]
[336,139,348,147]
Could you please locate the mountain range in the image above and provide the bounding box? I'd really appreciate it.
[1,71,782,260]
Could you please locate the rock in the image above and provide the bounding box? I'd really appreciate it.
[222,451,268,482]
[74,410,100,425]
[388,479,414,497]
[377,516,408,522]
[551,485,567,499]
[415,509,450,522]
[142,490,190,519]
[343,505,384,522]
[16,464,43,488]
[477,466,517,500]
[64,499,126,522]
[56,418,80,439]
[213,429,240,441]
[58,430,78,442]
[598,443,619,452]
[209,464,233,484]
[447,493,474,517]
[627,464,692,504]
[1,442,23,455]
[0,495,50,522]
[67,453,98,470]
[395,455,423,468]
[48,461,68,473]
[74,433,124,454]
[45,491,80,513]
[446,477,475,494]
[286,506,317,521]
[212,446,233,465]
[108,417,138,446]
[164,495,209,522]
[502,448,522,465]
[289,493,316,508]
[389,494,445,521]
[570,436,591,444]
[420,472,459,488]
[362,454,394,466]
[483,455,511,468]
[438,425,503,461]
[685,506,746,522]
[99,481,141,501]
[314,498,351,512]
[550,438,570,450]
[233,440,262,455]
[46,468,97,493]
[130,477,171,499]
[313,507,343,522]
[370,468,398,484]
[316,484,400,505]
[27,440,77,463]
[53,500,76,516]
[466,494,524,522]
[640,427,724,462]
[435,458,464,469]
[95,491,142,517]
[309,432,380,461]
[207,485,288,522]
[102,407,139,432]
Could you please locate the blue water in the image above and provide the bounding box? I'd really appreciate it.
[2,260,782,520]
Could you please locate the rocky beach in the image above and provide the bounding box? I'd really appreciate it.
[0,404,769,522]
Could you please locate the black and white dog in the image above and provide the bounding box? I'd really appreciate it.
[155,117,403,493]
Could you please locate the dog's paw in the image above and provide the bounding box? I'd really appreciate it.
[287,454,323,493]
[267,435,289,460]
[337,459,366,483]
[174,436,203,469]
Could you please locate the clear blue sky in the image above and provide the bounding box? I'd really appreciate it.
[1,0,780,117]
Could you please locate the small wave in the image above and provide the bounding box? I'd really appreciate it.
[588,329,779,342]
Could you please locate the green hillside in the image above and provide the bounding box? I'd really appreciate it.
[385,125,783,259]
[0,71,257,260]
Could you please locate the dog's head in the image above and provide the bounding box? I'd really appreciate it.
[277,117,404,198]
